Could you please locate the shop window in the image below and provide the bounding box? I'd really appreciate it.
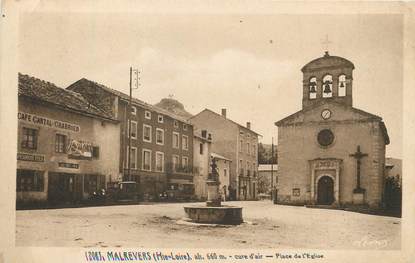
[16,169,44,192]
[22,127,37,149]
[55,134,67,153]
[84,174,99,193]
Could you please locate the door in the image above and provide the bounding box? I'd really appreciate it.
[317,176,334,205]
[48,173,75,203]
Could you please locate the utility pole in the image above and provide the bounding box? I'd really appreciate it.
[271,137,274,202]
[127,67,140,181]
[127,67,132,181]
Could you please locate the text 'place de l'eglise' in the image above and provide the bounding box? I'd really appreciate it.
[16,51,401,211]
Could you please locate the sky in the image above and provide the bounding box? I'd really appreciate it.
[18,13,403,158]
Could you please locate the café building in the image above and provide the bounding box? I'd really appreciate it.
[16,73,120,206]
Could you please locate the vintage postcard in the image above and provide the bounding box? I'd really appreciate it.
[0,1,414,262]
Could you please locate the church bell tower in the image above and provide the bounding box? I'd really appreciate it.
[301,51,355,109]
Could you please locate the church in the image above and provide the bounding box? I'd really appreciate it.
[275,51,389,208]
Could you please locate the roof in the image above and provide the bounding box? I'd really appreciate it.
[67,78,191,124]
[301,52,355,73]
[190,108,262,136]
[275,101,389,145]
[18,73,116,121]
[258,164,278,171]
[211,152,231,161]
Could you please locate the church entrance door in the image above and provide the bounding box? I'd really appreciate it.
[317,176,334,205]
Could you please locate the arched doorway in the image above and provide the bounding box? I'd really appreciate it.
[317,176,334,205]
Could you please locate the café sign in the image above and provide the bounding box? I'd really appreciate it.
[18,112,80,133]
[67,139,93,159]
[17,153,45,162]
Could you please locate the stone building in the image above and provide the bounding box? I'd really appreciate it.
[190,108,260,200]
[17,73,120,206]
[193,130,212,200]
[210,153,232,201]
[67,79,195,200]
[275,52,389,208]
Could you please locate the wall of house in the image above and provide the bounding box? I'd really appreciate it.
[17,97,119,204]
[193,136,211,200]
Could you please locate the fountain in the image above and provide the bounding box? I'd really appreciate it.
[184,158,243,225]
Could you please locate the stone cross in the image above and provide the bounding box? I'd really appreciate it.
[349,145,368,192]
[321,34,332,52]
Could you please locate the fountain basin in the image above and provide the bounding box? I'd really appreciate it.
[184,205,243,225]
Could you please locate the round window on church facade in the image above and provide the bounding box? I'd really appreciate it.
[317,129,334,147]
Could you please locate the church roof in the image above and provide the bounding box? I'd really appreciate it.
[301,52,355,73]
[274,101,390,145]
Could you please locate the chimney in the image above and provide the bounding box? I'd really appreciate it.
[201,130,207,138]
[221,108,227,118]
[246,122,251,130]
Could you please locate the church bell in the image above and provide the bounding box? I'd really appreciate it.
[309,83,316,93]
[323,82,332,93]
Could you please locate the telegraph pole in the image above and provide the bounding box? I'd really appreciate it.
[271,137,274,202]
[128,67,132,181]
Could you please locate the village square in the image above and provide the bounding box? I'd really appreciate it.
[13,13,403,251]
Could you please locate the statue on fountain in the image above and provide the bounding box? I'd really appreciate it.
[206,157,221,207]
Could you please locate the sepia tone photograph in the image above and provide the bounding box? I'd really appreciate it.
[1,1,414,262]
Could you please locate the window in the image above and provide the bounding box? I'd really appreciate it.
[252,144,256,156]
[322,74,333,98]
[239,160,243,175]
[338,74,346,97]
[183,124,188,131]
[92,146,100,159]
[128,120,138,139]
[239,139,243,152]
[155,152,164,172]
[174,120,179,128]
[182,156,189,170]
[182,135,189,150]
[131,106,137,115]
[199,143,204,155]
[84,174,99,193]
[292,188,300,197]
[158,115,164,123]
[156,128,164,145]
[173,132,180,148]
[309,77,317,99]
[247,142,250,154]
[317,129,335,147]
[142,149,151,171]
[172,155,180,171]
[145,110,151,119]
[126,146,137,169]
[143,124,152,142]
[22,127,37,149]
[16,169,44,192]
[55,134,66,153]
[224,169,227,177]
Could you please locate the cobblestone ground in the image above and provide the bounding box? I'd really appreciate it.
[15,201,401,249]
